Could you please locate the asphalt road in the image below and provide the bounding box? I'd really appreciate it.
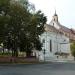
[0,62,75,75]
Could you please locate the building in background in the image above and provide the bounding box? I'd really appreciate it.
[35,11,75,61]
[50,11,75,41]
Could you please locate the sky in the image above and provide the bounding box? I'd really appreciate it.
[29,0,75,29]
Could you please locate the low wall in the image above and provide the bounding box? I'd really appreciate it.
[0,57,39,63]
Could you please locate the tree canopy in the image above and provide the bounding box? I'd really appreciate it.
[0,0,47,57]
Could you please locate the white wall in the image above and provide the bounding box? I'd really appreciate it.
[38,31,70,61]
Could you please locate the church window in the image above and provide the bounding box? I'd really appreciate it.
[50,40,52,52]
[53,23,54,26]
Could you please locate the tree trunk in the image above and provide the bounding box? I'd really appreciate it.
[26,51,31,57]
[15,50,18,57]
[12,49,14,57]
[13,50,18,57]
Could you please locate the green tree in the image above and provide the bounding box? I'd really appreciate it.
[0,0,30,56]
[0,0,10,54]
[0,0,10,42]
[7,0,31,57]
[71,42,75,60]
[17,0,47,57]
[0,0,47,57]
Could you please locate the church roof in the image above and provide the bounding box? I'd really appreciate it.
[56,21,75,35]
[70,29,75,34]
[44,24,63,34]
[59,24,71,33]
[50,19,75,40]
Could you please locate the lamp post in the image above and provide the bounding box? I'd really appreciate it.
[43,31,47,61]
[43,49,45,62]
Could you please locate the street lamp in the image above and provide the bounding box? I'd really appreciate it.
[43,49,45,62]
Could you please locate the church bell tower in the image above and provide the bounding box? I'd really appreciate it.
[50,10,60,29]
[52,10,58,22]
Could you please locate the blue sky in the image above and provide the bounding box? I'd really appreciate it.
[29,0,75,29]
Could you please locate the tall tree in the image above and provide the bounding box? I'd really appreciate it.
[0,0,11,54]
[0,0,47,57]
[16,0,47,57]
[71,42,75,60]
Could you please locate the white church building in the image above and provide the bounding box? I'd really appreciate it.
[34,11,72,61]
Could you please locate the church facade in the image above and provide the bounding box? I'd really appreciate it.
[34,11,74,61]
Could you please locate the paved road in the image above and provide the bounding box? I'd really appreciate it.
[0,62,75,75]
